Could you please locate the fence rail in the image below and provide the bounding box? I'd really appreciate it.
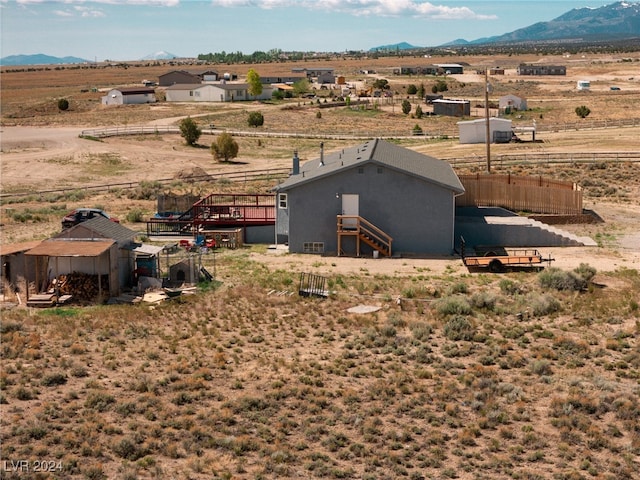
[457,174,583,215]
[1,168,290,201]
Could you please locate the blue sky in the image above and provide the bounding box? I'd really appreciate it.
[0,0,622,61]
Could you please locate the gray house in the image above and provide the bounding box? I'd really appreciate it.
[274,139,465,257]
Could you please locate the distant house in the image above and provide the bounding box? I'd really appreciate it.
[517,64,566,76]
[273,139,465,256]
[433,99,470,117]
[165,82,274,102]
[457,118,513,144]
[393,65,439,75]
[101,87,156,106]
[258,74,306,85]
[159,69,219,86]
[292,67,335,84]
[499,94,527,112]
[435,63,464,74]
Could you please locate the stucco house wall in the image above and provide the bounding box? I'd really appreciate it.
[275,140,464,256]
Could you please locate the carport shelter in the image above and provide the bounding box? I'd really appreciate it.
[25,239,119,301]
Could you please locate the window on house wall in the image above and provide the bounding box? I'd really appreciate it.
[189,91,193,96]
[377,167,383,174]
[358,167,365,174]
[278,193,288,209]
[303,242,324,253]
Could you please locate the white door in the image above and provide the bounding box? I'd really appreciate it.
[342,194,359,229]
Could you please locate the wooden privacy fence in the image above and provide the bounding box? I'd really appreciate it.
[457,174,583,215]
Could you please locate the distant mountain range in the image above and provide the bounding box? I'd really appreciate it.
[0,53,90,66]
[456,0,640,45]
[3,1,639,65]
[0,50,177,66]
[371,1,640,50]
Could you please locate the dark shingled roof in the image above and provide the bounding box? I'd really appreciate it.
[55,216,137,244]
[275,139,464,194]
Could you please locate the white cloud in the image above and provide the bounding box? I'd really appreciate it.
[75,5,106,16]
[211,0,497,20]
[15,0,179,5]
[53,8,74,16]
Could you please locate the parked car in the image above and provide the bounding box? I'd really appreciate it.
[62,208,119,229]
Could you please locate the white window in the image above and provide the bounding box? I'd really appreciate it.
[278,193,288,209]
[303,242,324,253]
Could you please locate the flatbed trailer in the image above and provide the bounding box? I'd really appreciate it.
[460,237,554,272]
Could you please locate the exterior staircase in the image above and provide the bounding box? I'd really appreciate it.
[337,215,393,257]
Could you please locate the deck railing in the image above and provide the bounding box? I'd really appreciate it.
[337,215,393,257]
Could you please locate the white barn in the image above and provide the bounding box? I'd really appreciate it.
[458,117,513,144]
[102,87,156,105]
[499,94,527,112]
[165,83,274,102]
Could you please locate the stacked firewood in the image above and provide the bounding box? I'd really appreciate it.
[52,272,106,300]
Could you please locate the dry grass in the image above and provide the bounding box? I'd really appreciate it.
[1,255,639,479]
[1,52,639,479]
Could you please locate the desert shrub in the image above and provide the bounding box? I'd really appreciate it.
[247,111,264,127]
[443,315,476,341]
[538,268,587,291]
[527,293,561,317]
[127,181,161,200]
[125,208,144,223]
[410,321,432,341]
[530,359,553,376]
[471,291,497,311]
[41,372,67,387]
[573,263,596,283]
[85,391,116,412]
[57,98,69,111]
[435,296,472,316]
[575,105,591,118]
[179,117,201,146]
[499,279,524,295]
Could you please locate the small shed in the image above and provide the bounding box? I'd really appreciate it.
[499,94,527,112]
[101,87,156,105]
[169,257,200,285]
[458,118,513,144]
[1,241,41,293]
[433,99,470,117]
[435,63,464,74]
[25,239,119,301]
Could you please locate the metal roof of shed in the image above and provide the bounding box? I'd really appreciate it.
[25,240,114,257]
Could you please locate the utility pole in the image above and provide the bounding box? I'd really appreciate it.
[485,69,491,173]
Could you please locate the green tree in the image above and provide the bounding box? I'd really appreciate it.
[407,84,418,95]
[57,98,69,111]
[401,99,411,115]
[373,78,389,90]
[292,78,310,97]
[432,80,448,93]
[247,111,264,127]
[415,105,423,119]
[179,117,201,146]
[211,132,239,162]
[272,90,284,100]
[247,68,263,98]
[575,105,591,119]
[417,83,426,99]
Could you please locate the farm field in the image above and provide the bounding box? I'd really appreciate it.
[0,52,639,480]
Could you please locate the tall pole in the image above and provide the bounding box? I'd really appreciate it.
[485,69,491,173]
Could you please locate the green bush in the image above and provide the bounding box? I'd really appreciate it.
[443,315,476,341]
[247,111,264,127]
[435,296,472,316]
[125,208,145,223]
[538,268,587,291]
[527,293,561,317]
[57,98,69,111]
